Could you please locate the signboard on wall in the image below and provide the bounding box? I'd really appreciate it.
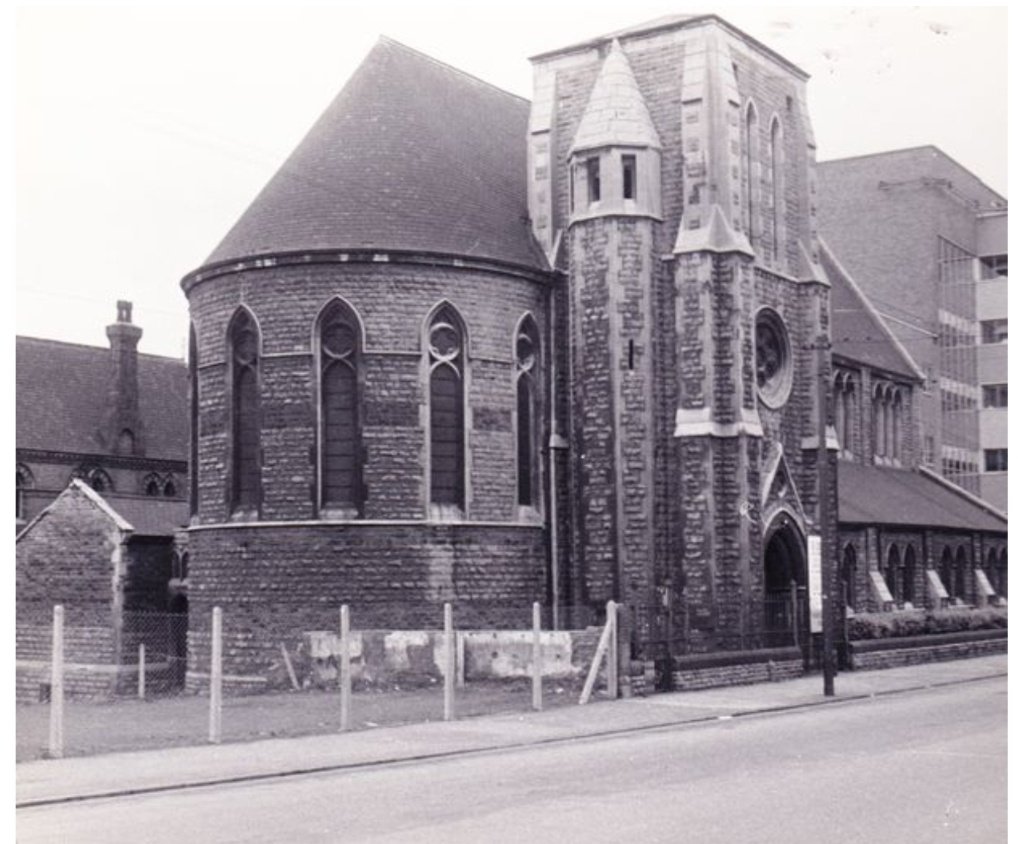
[808,535,823,633]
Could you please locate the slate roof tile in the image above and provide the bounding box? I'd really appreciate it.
[838,461,1006,532]
[16,336,188,461]
[205,38,546,273]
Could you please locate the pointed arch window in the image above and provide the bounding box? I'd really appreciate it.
[16,464,33,520]
[318,301,363,516]
[515,317,541,509]
[902,545,917,605]
[954,547,967,603]
[229,309,261,515]
[886,544,901,602]
[841,544,857,610]
[428,305,466,512]
[769,116,784,266]
[143,473,162,496]
[939,547,954,598]
[743,102,758,246]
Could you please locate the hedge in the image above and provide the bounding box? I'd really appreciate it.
[847,607,1007,641]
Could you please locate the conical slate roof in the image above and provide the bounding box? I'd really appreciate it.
[568,40,661,156]
[205,38,546,272]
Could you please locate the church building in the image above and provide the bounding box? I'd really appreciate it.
[180,14,1004,689]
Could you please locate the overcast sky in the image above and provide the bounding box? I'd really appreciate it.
[15,4,1007,359]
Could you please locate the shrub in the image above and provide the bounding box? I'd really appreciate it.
[848,607,1007,640]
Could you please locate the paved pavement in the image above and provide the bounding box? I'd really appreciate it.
[15,655,1006,808]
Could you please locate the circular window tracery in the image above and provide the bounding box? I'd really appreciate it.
[755,309,792,408]
[429,322,461,361]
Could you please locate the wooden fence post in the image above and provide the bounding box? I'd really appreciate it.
[532,602,543,711]
[209,606,222,744]
[443,603,455,721]
[339,604,351,732]
[48,605,64,759]
[606,600,618,700]
[138,643,146,700]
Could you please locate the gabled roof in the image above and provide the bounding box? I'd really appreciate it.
[203,37,546,273]
[17,481,187,541]
[820,238,924,381]
[16,336,187,461]
[103,493,189,537]
[838,462,1006,533]
[569,40,660,155]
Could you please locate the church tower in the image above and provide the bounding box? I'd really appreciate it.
[530,15,835,656]
[564,40,661,611]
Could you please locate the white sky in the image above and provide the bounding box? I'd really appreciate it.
[14,4,1008,359]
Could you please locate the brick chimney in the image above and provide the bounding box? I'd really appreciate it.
[101,300,145,455]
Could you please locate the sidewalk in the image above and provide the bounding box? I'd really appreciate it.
[16,655,1007,807]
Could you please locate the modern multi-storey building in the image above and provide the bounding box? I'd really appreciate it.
[817,146,1007,511]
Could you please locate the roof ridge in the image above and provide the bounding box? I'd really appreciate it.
[376,35,530,105]
[819,236,925,382]
[819,145,1006,202]
[16,334,184,363]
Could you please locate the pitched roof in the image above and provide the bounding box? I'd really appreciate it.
[569,40,661,155]
[838,461,1006,533]
[203,38,546,273]
[820,238,924,381]
[16,336,188,461]
[103,493,189,537]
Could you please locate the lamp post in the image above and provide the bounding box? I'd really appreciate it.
[816,335,835,697]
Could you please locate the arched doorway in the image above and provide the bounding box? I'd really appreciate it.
[763,521,808,654]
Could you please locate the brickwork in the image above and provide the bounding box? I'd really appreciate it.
[850,630,1006,670]
[184,521,546,682]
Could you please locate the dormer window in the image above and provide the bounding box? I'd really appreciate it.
[622,155,637,200]
[586,157,601,203]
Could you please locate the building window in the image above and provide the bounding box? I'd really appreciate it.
[841,544,857,609]
[886,544,900,601]
[622,154,637,200]
[984,448,1008,473]
[743,102,758,247]
[74,465,113,493]
[980,319,1007,344]
[980,254,1007,278]
[16,464,33,520]
[755,309,792,408]
[515,316,540,509]
[586,157,601,203]
[769,116,784,266]
[143,473,162,496]
[872,385,885,458]
[939,548,953,598]
[318,301,363,516]
[954,547,968,602]
[982,384,1007,408]
[428,305,466,511]
[163,477,177,498]
[902,545,916,605]
[229,309,261,514]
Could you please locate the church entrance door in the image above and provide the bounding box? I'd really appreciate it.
[763,522,810,665]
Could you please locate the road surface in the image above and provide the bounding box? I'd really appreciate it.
[18,678,1006,843]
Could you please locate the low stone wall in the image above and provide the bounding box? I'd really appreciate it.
[670,647,805,691]
[849,629,1007,670]
[186,626,605,693]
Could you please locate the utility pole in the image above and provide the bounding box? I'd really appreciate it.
[816,336,835,697]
